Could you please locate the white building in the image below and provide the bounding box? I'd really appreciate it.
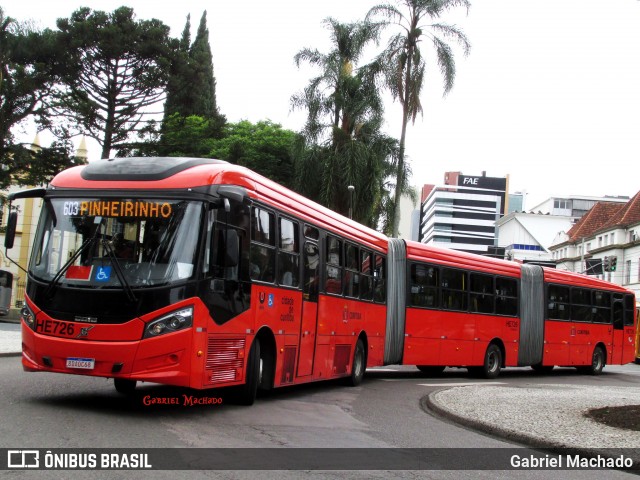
[529,194,629,220]
[496,211,573,264]
[549,192,640,297]
[418,172,508,254]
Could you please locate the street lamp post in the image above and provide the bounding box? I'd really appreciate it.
[348,185,355,219]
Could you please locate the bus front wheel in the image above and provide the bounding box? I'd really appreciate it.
[238,338,261,405]
[346,339,366,386]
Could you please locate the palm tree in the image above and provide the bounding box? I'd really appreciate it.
[367,0,471,237]
[291,18,408,229]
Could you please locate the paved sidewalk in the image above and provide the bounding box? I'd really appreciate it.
[0,321,21,357]
[427,383,640,462]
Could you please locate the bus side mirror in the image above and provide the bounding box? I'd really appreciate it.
[4,212,18,249]
[223,229,239,268]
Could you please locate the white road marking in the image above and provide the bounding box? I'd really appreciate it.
[418,382,506,386]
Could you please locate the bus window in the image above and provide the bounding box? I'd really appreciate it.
[441,268,467,311]
[495,277,518,316]
[592,290,611,324]
[344,243,360,299]
[325,235,342,294]
[548,284,570,320]
[571,288,592,322]
[304,224,319,240]
[359,250,373,301]
[470,273,494,314]
[250,207,276,283]
[410,263,439,308]
[373,255,386,303]
[624,294,636,327]
[278,217,299,287]
[303,242,319,301]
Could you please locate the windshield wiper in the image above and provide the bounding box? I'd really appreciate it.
[44,235,96,299]
[101,238,137,303]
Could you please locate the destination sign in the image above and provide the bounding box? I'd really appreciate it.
[63,201,173,218]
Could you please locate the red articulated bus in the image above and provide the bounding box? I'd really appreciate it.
[395,242,637,378]
[4,157,636,403]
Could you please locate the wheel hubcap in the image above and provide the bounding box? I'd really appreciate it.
[354,348,363,377]
[488,352,498,372]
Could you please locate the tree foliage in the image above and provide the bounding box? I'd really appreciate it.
[156,113,218,157]
[0,8,60,150]
[52,7,175,159]
[367,0,471,236]
[161,10,225,155]
[292,18,406,230]
[0,8,80,186]
[209,120,298,188]
[0,141,85,189]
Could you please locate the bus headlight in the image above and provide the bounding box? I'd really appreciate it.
[143,307,193,339]
[21,305,36,329]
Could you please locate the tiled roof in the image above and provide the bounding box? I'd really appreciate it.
[566,191,640,242]
[600,190,640,230]
[566,202,625,242]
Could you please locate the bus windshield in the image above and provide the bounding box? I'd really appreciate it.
[30,198,203,288]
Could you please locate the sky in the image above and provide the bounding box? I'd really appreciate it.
[4,0,640,209]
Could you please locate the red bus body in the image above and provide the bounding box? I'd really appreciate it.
[17,158,388,399]
[10,157,636,401]
[401,241,636,374]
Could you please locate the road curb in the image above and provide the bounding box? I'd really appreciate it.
[423,388,548,448]
[0,352,21,358]
[423,387,640,464]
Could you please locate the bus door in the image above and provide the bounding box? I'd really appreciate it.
[612,294,637,365]
[297,241,320,377]
[611,296,624,365]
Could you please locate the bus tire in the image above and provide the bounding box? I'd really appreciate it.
[238,338,261,405]
[417,365,445,376]
[347,339,366,387]
[114,378,137,394]
[480,344,502,379]
[531,363,554,373]
[579,346,605,376]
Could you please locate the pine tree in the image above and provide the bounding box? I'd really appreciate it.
[161,10,225,151]
[189,11,221,122]
[163,14,191,118]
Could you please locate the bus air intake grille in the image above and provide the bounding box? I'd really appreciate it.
[334,345,351,375]
[280,347,296,385]
[206,338,245,384]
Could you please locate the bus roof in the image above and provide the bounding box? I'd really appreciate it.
[542,267,631,292]
[404,240,522,277]
[50,157,388,253]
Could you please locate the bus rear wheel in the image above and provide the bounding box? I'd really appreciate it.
[346,339,366,386]
[578,346,605,376]
[114,378,137,394]
[477,344,502,379]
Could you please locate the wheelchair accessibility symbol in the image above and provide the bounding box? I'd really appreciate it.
[95,266,112,282]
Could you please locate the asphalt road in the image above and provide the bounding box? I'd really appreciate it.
[1,355,639,479]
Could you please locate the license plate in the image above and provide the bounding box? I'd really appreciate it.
[66,357,95,369]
